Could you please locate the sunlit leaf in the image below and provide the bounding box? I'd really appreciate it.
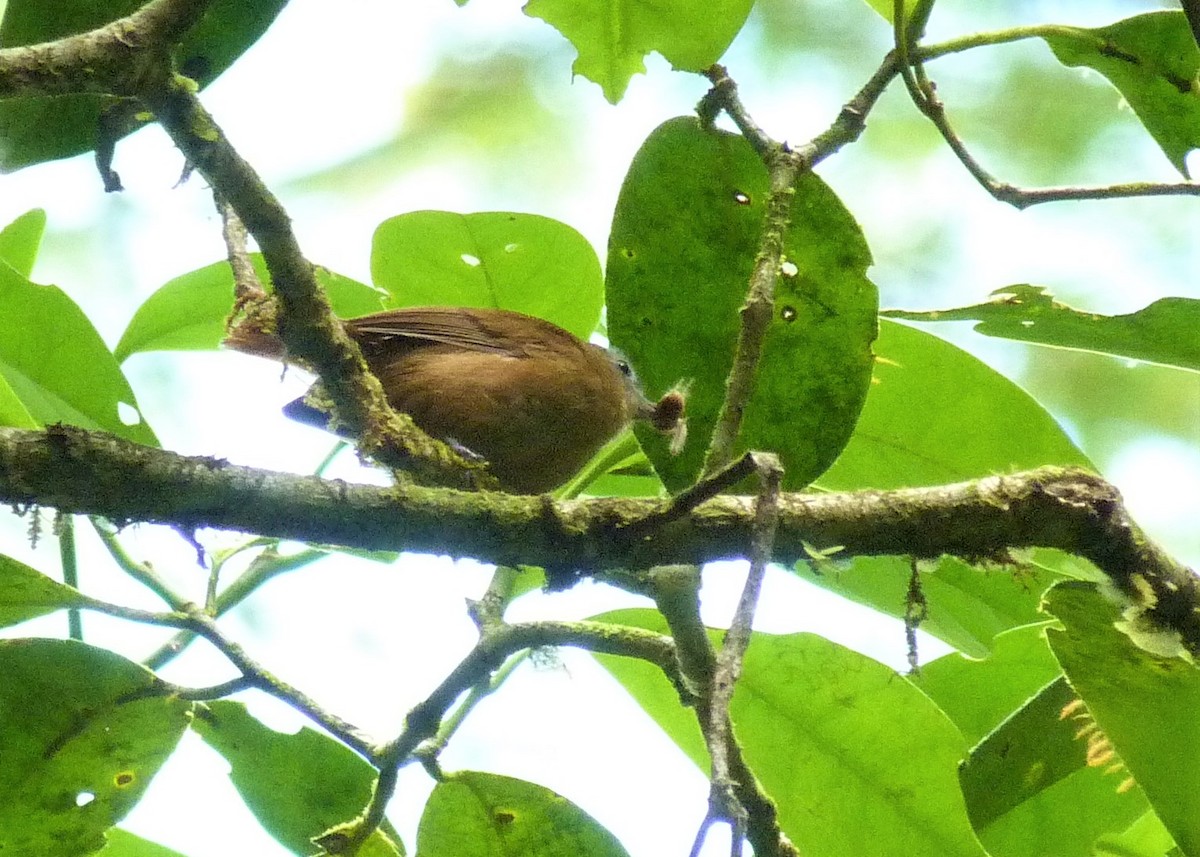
[0,208,46,277]
[114,256,385,362]
[525,0,754,103]
[958,676,1148,857]
[0,554,90,629]
[192,700,403,855]
[371,210,603,340]
[794,555,1063,658]
[0,263,157,444]
[1044,12,1200,177]
[818,320,1089,490]
[418,771,627,857]
[885,287,1200,373]
[1044,581,1200,855]
[592,609,987,857]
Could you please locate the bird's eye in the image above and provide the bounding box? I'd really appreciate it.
[616,359,633,377]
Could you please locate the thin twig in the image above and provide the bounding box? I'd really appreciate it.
[182,608,376,758]
[91,516,190,610]
[340,619,679,853]
[694,71,806,475]
[217,192,266,303]
[56,512,83,640]
[704,453,784,856]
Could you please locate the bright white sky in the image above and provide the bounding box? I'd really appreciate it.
[1,1,1197,855]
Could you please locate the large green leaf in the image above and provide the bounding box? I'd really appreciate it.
[96,828,189,857]
[914,623,1063,745]
[794,555,1064,658]
[885,287,1200,373]
[607,116,878,491]
[114,256,386,362]
[592,609,988,857]
[0,0,288,172]
[0,262,158,444]
[1045,581,1200,855]
[418,771,628,857]
[0,554,91,629]
[524,0,755,103]
[1044,12,1200,177]
[370,210,603,340]
[959,677,1148,857]
[818,320,1090,490]
[0,208,46,277]
[0,639,190,857]
[191,700,403,855]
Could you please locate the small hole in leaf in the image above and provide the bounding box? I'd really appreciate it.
[733,191,751,205]
[76,792,96,807]
[780,261,798,278]
[780,306,797,322]
[1020,320,1035,327]
[117,402,141,426]
[504,243,519,253]
[461,253,481,267]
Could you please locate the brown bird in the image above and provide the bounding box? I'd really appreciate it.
[225,306,684,493]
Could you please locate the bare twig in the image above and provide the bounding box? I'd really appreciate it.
[181,607,377,758]
[217,192,266,303]
[336,619,679,852]
[695,71,806,475]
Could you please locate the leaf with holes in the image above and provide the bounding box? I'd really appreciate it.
[0,639,189,857]
[607,116,878,491]
[371,210,604,340]
[418,771,628,857]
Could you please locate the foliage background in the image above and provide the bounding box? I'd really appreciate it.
[0,0,1197,855]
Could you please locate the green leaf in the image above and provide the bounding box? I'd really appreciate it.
[1045,581,1200,855]
[0,262,158,444]
[0,372,37,428]
[1043,12,1200,177]
[818,320,1090,490]
[0,639,190,857]
[524,0,754,103]
[592,608,988,857]
[0,208,46,277]
[1094,811,1179,857]
[0,0,288,172]
[370,210,603,340]
[794,556,1064,658]
[885,287,1200,373]
[192,700,403,856]
[913,623,1063,744]
[859,0,918,23]
[607,116,878,491]
[959,675,1148,857]
[96,828,189,857]
[417,771,628,857]
[0,554,91,628]
[114,255,385,362]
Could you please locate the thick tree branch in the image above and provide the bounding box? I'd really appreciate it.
[0,0,213,98]
[2,425,1195,650]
